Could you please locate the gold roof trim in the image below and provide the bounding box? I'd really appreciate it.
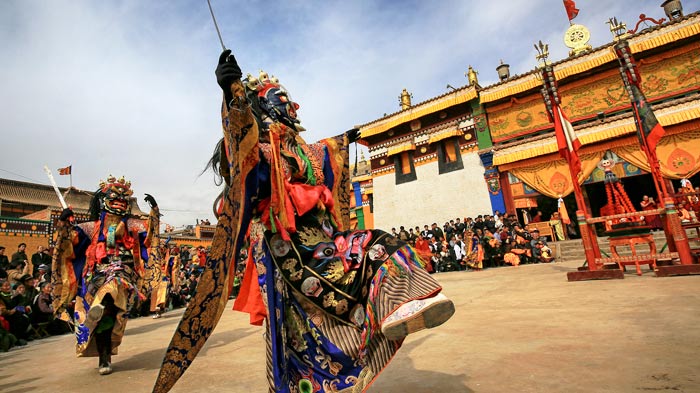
[481,14,700,105]
[387,141,416,156]
[479,74,540,104]
[493,100,700,166]
[360,87,477,138]
[428,128,463,144]
[629,17,700,53]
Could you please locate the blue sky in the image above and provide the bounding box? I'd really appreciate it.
[0,0,680,228]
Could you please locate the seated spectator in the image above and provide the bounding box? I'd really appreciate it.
[533,241,554,263]
[678,201,692,223]
[481,229,502,268]
[503,233,532,266]
[0,279,31,345]
[30,281,69,336]
[36,264,50,285]
[531,210,544,223]
[6,259,31,287]
[530,230,554,263]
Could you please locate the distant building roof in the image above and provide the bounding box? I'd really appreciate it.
[0,178,148,216]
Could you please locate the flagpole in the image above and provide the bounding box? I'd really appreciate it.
[611,36,694,267]
[535,51,601,270]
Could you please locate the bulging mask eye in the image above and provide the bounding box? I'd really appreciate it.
[312,242,336,259]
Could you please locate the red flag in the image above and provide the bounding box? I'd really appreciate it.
[563,0,579,20]
[631,85,666,154]
[553,106,582,176]
[57,165,72,175]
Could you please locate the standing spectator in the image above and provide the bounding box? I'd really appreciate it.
[452,235,466,270]
[31,246,51,278]
[472,216,485,232]
[11,243,29,273]
[408,228,417,244]
[494,214,504,231]
[454,218,465,236]
[398,226,410,242]
[444,221,454,240]
[421,225,433,240]
[464,217,474,232]
[431,223,444,243]
[197,246,207,270]
[484,215,497,234]
[0,247,8,279]
[391,228,398,237]
[550,212,566,241]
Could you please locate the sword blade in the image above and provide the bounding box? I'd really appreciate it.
[206,0,227,51]
[43,165,68,209]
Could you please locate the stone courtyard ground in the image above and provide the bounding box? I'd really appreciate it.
[2,259,699,393]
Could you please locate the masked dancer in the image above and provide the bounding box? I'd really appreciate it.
[52,176,159,375]
[154,50,455,392]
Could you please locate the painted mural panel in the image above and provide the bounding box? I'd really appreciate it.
[489,45,700,142]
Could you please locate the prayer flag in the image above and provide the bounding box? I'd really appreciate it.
[553,106,582,176]
[631,84,666,154]
[58,165,72,175]
[563,0,579,20]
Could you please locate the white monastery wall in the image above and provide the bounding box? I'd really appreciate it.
[372,152,493,231]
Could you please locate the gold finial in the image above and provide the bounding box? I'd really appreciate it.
[534,40,550,68]
[606,17,629,41]
[465,65,479,86]
[399,88,412,110]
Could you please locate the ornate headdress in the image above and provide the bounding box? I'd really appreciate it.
[98,175,134,216]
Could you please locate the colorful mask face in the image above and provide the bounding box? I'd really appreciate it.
[258,83,302,130]
[100,176,133,216]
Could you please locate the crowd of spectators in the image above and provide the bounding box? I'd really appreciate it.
[0,243,221,352]
[0,243,71,352]
[391,211,556,273]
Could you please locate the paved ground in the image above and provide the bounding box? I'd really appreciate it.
[2,260,700,393]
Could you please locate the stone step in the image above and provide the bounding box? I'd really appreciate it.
[553,229,700,263]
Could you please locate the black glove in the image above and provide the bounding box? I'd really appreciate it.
[59,208,74,222]
[345,128,361,143]
[215,49,243,92]
[144,193,158,209]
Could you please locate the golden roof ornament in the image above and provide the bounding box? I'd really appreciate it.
[606,17,630,41]
[564,23,592,56]
[399,88,412,110]
[465,65,479,86]
[534,40,550,69]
